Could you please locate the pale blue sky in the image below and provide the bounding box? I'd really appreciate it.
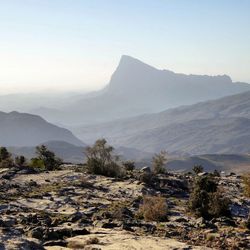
[0,0,249,93]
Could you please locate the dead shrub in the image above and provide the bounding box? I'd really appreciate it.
[139,196,168,222]
[243,173,250,197]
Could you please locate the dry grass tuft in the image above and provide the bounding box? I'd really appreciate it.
[243,173,250,197]
[139,195,168,222]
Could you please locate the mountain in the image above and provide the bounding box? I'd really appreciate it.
[33,55,250,125]
[9,141,85,163]
[166,154,250,173]
[9,140,153,164]
[0,111,84,147]
[73,91,250,155]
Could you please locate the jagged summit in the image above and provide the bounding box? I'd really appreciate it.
[32,56,250,125]
[115,55,158,73]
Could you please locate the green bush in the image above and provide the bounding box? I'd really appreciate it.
[192,165,204,175]
[84,139,124,178]
[243,173,250,198]
[122,160,135,172]
[188,175,231,219]
[30,145,62,171]
[15,155,27,167]
[29,158,46,171]
[152,151,167,174]
[0,147,14,168]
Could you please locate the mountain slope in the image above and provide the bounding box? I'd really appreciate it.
[34,55,250,125]
[0,111,84,147]
[74,91,250,155]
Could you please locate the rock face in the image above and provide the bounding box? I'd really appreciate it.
[0,167,250,249]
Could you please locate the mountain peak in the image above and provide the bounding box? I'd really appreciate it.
[117,55,157,72]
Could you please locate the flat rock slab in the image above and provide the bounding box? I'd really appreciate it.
[45,228,210,250]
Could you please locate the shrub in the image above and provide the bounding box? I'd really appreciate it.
[152,151,167,174]
[15,155,27,167]
[213,169,221,177]
[189,175,230,219]
[0,147,14,168]
[208,189,231,218]
[139,196,168,222]
[192,165,204,175]
[34,145,62,171]
[29,158,45,171]
[84,139,124,178]
[243,174,250,198]
[123,160,135,172]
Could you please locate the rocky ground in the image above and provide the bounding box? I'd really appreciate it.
[0,166,250,249]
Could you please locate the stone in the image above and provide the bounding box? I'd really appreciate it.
[28,226,44,240]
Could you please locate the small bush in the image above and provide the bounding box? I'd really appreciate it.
[208,189,231,218]
[123,160,135,172]
[31,145,62,171]
[84,139,124,178]
[152,151,167,174]
[29,158,45,171]
[188,175,231,219]
[192,165,204,175]
[0,147,14,168]
[15,155,27,167]
[213,169,221,177]
[243,174,250,198]
[139,196,168,222]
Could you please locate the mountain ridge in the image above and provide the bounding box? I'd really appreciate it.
[30,55,250,125]
[0,111,84,147]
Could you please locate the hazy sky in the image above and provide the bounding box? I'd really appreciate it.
[0,0,249,94]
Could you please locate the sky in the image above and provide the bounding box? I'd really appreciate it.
[0,0,249,94]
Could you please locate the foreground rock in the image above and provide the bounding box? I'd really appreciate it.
[0,167,250,249]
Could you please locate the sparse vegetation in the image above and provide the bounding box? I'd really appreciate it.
[30,145,62,171]
[15,155,27,167]
[188,175,231,219]
[123,160,135,172]
[0,147,14,168]
[84,139,124,178]
[152,151,167,174]
[192,164,204,175]
[139,196,168,222]
[243,173,250,197]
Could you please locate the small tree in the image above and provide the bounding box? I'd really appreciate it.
[84,139,123,177]
[31,145,62,171]
[152,151,167,174]
[15,155,27,167]
[192,164,204,175]
[123,160,135,172]
[0,147,14,168]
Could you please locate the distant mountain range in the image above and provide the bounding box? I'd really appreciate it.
[9,140,153,164]
[1,55,250,171]
[74,91,250,155]
[0,111,84,147]
[9,141,250,173]
[30,55,250,125]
